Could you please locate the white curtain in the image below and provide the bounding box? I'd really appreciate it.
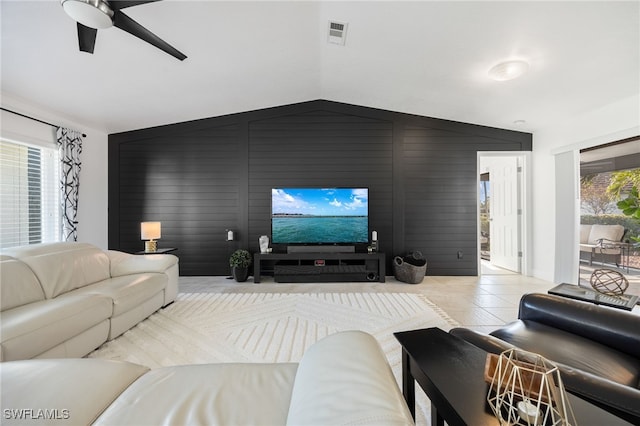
[57,127,83,241]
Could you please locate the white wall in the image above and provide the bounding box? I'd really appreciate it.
[1,93,109,249]
[531,94,640,283]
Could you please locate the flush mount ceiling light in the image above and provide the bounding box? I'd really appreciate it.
[61,0,113,29]
[488,60,529,81]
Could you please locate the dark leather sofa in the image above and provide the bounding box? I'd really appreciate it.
[450,293,640,424]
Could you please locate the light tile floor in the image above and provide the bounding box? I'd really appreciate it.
[179,265,638,426]
[180,263,640,333]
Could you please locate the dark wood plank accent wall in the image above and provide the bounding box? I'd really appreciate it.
[402,126,524,275]
[109,100,532,276]
[247,110,394,258]
[110,123,242,275]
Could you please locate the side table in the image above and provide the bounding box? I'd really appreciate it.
[548,283,638,310]
[134,248,177,255]
[394,327,631,426]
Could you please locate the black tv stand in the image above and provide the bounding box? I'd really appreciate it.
[253,252,385,283]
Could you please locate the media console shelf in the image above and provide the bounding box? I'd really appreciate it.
[253,252,385,283]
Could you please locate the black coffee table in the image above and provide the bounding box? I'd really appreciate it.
[394,327,632,426]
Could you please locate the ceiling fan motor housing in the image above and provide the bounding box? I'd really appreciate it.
[60,0,187,60]
[61,0,114,29]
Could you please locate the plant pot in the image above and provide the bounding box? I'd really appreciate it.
[232,266,249,282]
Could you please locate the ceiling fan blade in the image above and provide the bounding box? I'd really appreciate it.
[112,10,187,61]
[109,1,162,11]
[77,22,97,54]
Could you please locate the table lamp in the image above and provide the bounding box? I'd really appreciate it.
[141,222,161,252]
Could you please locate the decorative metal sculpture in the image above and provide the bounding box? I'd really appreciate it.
[590,268,629,295]
[486,348,576,426]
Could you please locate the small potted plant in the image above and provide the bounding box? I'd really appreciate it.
[229,249,252,282]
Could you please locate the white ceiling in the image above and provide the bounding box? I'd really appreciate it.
[1,1,638,135]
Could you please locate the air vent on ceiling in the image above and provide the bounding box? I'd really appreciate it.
[328,20,348,45]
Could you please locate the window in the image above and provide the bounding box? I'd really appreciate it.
[0,140,60,249]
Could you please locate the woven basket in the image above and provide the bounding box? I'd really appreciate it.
[393,251,427,284]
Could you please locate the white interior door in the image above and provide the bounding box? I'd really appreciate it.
[490,157,521,272]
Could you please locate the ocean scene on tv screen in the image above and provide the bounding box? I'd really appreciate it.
[272,188,368,244]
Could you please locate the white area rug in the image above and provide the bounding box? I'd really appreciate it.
[89,292,460,425]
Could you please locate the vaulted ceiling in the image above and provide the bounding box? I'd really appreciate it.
[1,1,638,135]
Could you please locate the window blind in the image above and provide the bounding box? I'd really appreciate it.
[0,140,60,249]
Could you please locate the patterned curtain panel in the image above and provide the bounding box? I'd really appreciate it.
[57,127,83,241]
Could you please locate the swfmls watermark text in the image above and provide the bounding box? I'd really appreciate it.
[3,408,70,420]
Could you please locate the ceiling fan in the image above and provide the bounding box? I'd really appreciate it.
[60,0,187,61]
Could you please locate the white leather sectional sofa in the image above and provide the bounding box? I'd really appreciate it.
[0,242,178,361]
[1,331,414,426]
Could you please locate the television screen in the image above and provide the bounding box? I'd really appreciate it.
[271,188,369,244]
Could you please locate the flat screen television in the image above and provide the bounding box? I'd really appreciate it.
[271,188,369,245]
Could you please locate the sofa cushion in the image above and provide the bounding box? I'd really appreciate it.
[107,250,179,306]
[286,330,413,426]
[580,224,592,244]
[94,363,299,426]
[0,359,149,426]
[4,242,111,299]
[491,320,640,387]
[76,273,166,317]
[0,255,45,311]
[518,293,640,359]
[0,292,112,361]
[587,224,625,244]
[107,250,178,276]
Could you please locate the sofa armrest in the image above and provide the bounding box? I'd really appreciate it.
[518,293,640,358]
[450,327,640,423]
[558,362,640,424]
[596,237,623,245]
[286,331,414,426]
[107,250,178,277]
[449,327,516,354]
[0,359,149,426]
[107,251,179,305]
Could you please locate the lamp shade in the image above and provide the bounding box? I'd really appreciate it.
[141,222,161,240]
